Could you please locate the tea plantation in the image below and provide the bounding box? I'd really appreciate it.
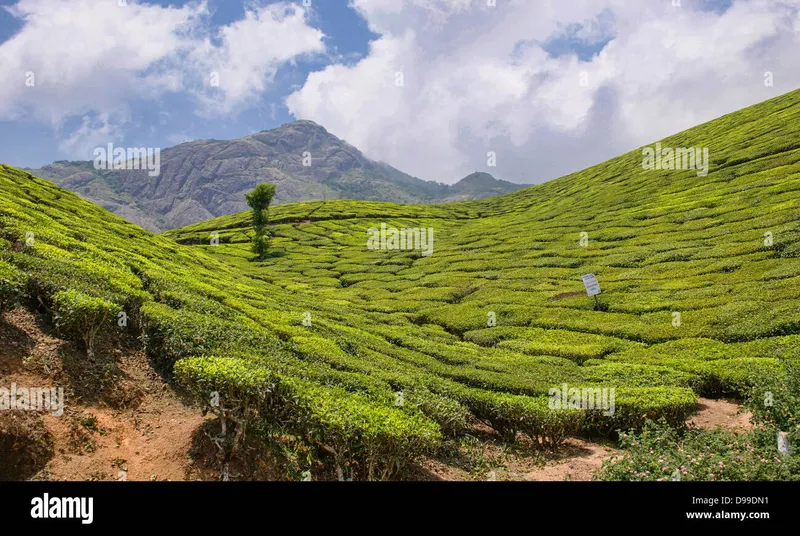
[2,89,800,480]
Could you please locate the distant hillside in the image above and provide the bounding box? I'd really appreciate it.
[26,121,524,232]
[440,172,526,202]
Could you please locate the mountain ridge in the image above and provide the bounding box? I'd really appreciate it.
[26,120,526,232]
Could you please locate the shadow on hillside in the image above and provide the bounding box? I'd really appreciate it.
[0,411,54,481]
[188,420,287,481]
[57,340,146,409]
[15,307,147,410]
[0,311,37,375]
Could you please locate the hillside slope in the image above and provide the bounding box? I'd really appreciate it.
[26,121,524,232]
[3,89,800,480]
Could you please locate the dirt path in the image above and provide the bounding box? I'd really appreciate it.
[523,439,617,481]
[39,396,214,481]
[688,398,752,430]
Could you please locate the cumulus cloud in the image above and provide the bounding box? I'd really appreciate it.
[188,3,325,116]
[0,0,325,157]
[0,0,201,124]
[287,0,800,184]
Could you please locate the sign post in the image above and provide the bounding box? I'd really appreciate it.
[581,273,602,310]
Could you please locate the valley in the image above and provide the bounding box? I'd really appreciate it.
[2,88,800,481]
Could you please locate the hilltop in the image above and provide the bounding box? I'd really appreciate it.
[25,121,524,232]
[2,88,800,480]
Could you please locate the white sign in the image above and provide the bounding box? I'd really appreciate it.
[581,273,601,297]
[778,431,791,456]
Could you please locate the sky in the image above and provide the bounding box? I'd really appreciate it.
[0,0,798,185]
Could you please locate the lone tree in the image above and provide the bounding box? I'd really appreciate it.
[245,183,276,261]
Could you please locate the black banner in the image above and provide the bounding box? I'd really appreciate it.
[0,481,795,529]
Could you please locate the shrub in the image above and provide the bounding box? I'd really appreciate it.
[175,356,442,480]
[404,386,472,437]
[297,381,441,480]
[52,289,121,358]
[0,259,26,313]
[746,359,800,442]
[174,355,294,463]
[463,389,584,449]
[672,358,779,397]
[582,387,697,434]
[581,362,702,392]
[140,302,285,368]
[598,420,799,481]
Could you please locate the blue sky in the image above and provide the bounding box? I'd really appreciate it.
[0,0,798,184]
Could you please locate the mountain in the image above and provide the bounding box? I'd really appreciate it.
[3,89,800,481]
[441,171,525,202]
[26,121,524,232]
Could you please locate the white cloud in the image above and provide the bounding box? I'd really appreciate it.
[0,0,325,157]
[56,113,126,157]
[288,0,800,184]
[188,3,325,115]
[0,0,202,125]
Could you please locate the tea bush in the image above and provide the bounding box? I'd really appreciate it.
[0,259,26,313]
[52,289,121,358]
[582,387,698,434]
[175,356,442,480]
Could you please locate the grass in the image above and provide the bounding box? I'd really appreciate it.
[3,88,800,479]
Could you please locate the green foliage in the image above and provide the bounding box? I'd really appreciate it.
[175,356,441,480]
[246,183,276,260]
[581,362,702,392]
[583,387,698,434]
[598,420,800,481]
[52,289,121,358]
[140,302,284,369]
[746,359,800,439]
[403,386,472,437]
[463,390,584,449]
[0,259,27,313]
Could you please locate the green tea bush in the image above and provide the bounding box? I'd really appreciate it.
[403,385,472,437]
[175,356,442,480]
[141,302,285,368]
[582,387,697,435]
[581,362,702,392]
[496,328,638,363]
[297,381,441,480]
[52,289,121,358]
[0,259,27,313]
[463,389,584,448]
[670,358,779,397]
[738,335,800,360]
